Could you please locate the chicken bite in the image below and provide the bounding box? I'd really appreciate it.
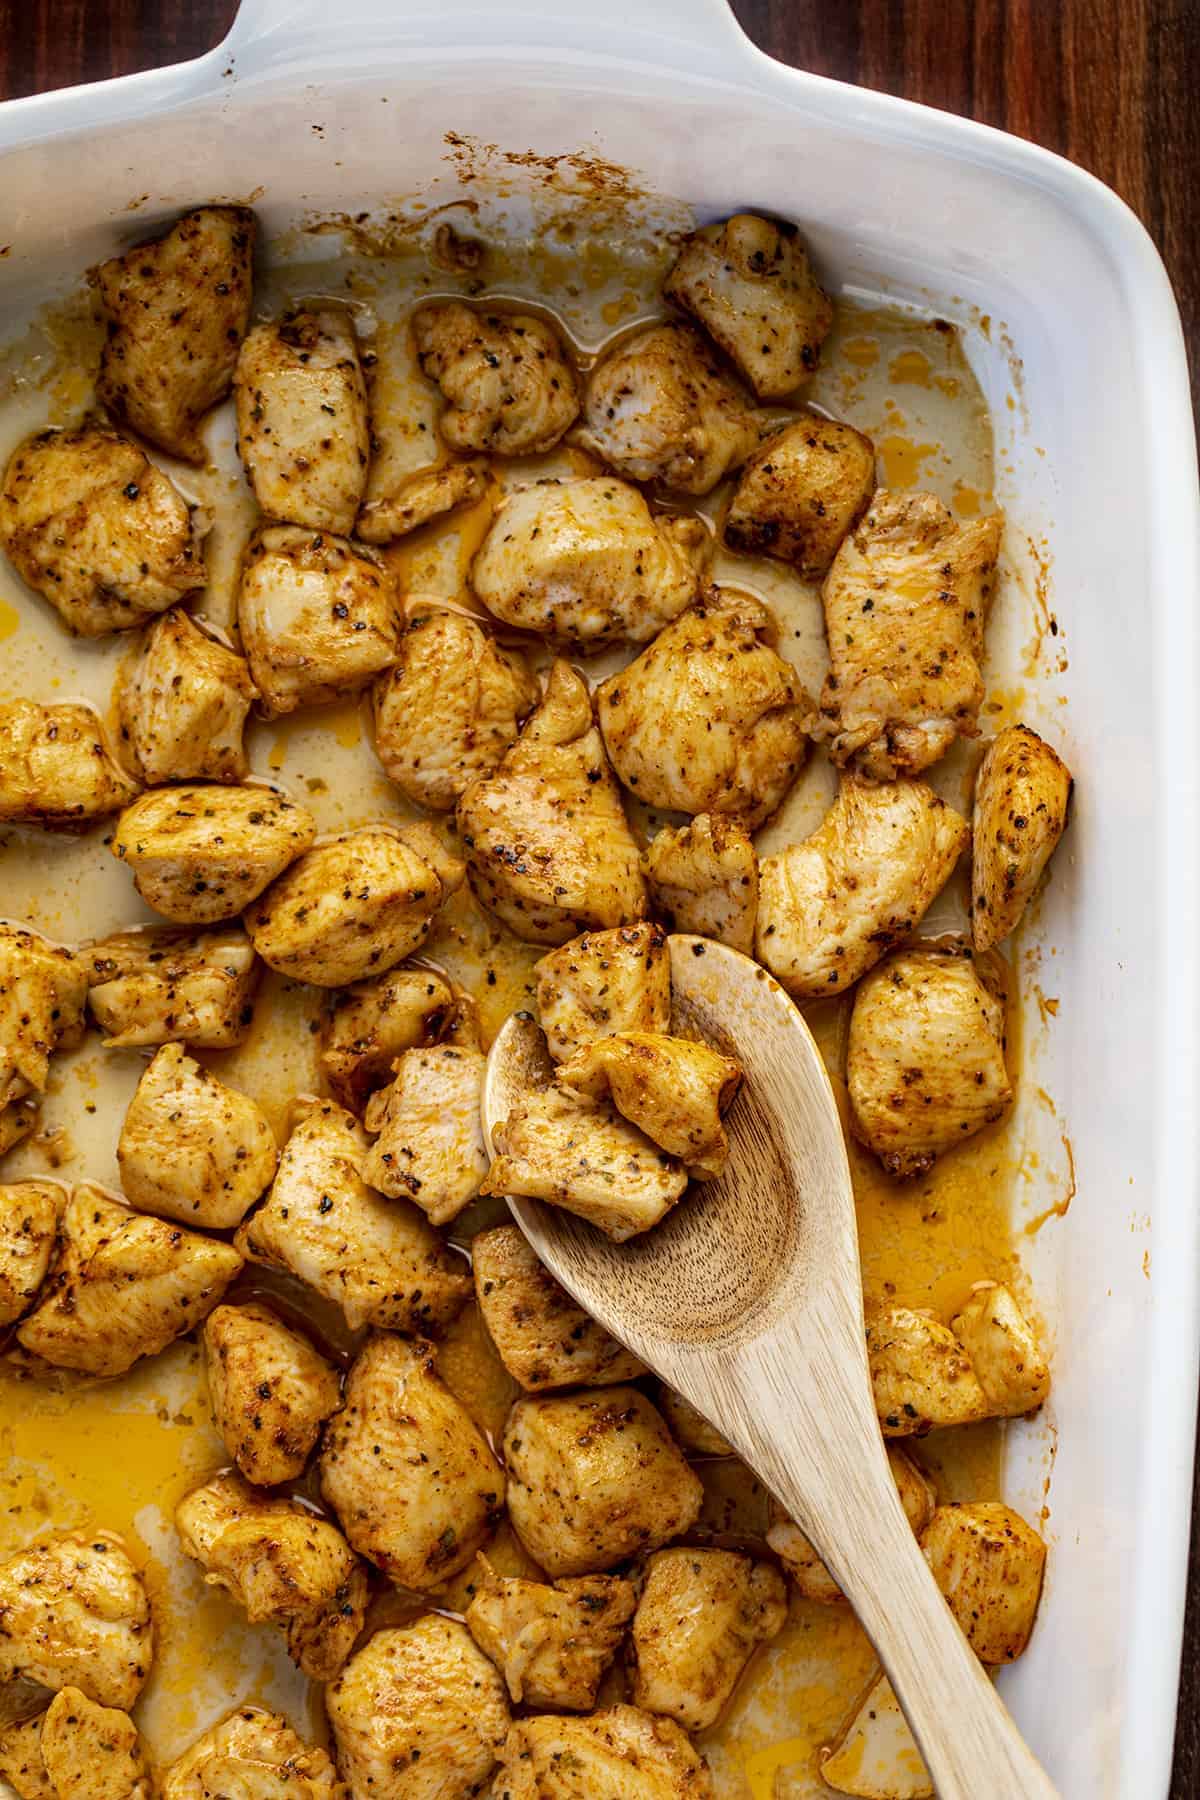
[319,964,454,1114]
[654,1388,734,1458]
[0,1530,151,1708]
[203,1301,341,1486]
[494,1705,712,1800]
[557,1031,742,1179]
[327,1616,510,1800]
[577,321,761,495]
[472,1223,646,1392]
[84,925,261,1049]
[412,301,579,456]
[921,1502,1046,1664]
[0,925,88,1124]
[0,1713,53,1800]
[642,816,758,954]
[466,1558,636,1710]
[810,492,1003,780]
[92,205,255,464]
[9,1687,154,1800]
[664,214,834,401]
[535,922,670,1065]
[867,1305,987,1437]
[117,1042,277,1227]
[458,661,647,945]
[766,1445,935,1604]
[470,478,708,651]
[756,776,969,998]
[0,1099,39,1163]
[503,1387,703,1576]
[16,1182,242,1378]
[949,1282,1051,1419]
[161,1708,342,1800]
[372,603,538,811]
[236,309,370,533]
[234,1098,470,1336]
[822,1672,932,1800]
[357,456,489,545]
[118,608,258,785]
[112,785,316,924]
[237,524,398,717]
[724,414,875,578]
[0,703,141,829]
[971,724,1073,952]
[0,425,204,637]
[320,1334,504,1589]
[0,1182,64,1327]
[630,1547,786,1732]
[362,1041,488,1225]
[596,593,811,828]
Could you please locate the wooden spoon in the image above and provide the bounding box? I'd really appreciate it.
[482,933,1057,1800]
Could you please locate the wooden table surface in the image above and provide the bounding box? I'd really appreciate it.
[0,0,1196,1789]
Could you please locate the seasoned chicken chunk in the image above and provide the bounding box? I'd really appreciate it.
[0,925,87,1119]
[922,1503,1046,1664]
[238,525,398,717]
[117,1042,277,1227]
[362,1043,488,1225]
[630,1548,786,1731]
[118,608,257,784]
[654,1388,733,1458]
[867,1305,987,1437]
[16,1183,241,1378]
[327,1617,510,1800]
[0,1714,54,1800]
[373,603,538,810]
[112,785,316,924]
[458,661,647,945]
[767,1445,935,1604]
[950,1282,1050,1419]
[92,205,255,464]
[0,1530,151,1708]
[724,414,875,578]
[756,776,969,998]
[466,1558,635,1710]
[412,302,579,456]
[235,1098,469,1335]
[0,426,205,637]
[822,1672,932,1800]
[0,1099,39,1163]
[558,1032,741,1180]
[472,1223,646,1392]
[971,724,1073,951]
[664,214,834,401]
[577,322,761,495]
[161,1708,342,1800]
[85,925,261,1050]
[236,309,371,533]
[470,478,708,650]
[642,817,758,954]
[596,593,811,828]
[0,703,140,829]
[535,922,670,1065]
[0,1182,64,1327]
[810,493,1003,780]
[357,456,489,545]
[203,1301,341,1486]
[494,1706,712,1800]
[320,1334,504,1588]
[176,1470,367,1681]
[503,1387,703,1576]
[320,964,454,1114]
[24,1687,153,1800]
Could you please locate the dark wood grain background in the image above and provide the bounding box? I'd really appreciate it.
[0,0,1196,1789]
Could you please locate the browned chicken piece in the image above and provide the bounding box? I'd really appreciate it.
[245,823,463,988]
[654,1388,734,1457]
[0,925,87,1125]
[483,1082,688,1241]
[847,945,1013,1178]
[577,321,762,495]
[117,1042,277,1227]
[111,785,316,924]
[319,964,454,1114]
[0,426,206,637]
[357,456,489,544]
[0,703,140,829]
[0,1713,53,1800]
[756,776,969,998]
[557,1032,742,1180]
[664,214,834,401]
[238,524,398,717]
[16,1182,241,1378]
[362,1042,489,1225]
[472,1223,646,1392]
[821,1673,932,1799]
[921,1503,1047,1664]
[494,1706,713,1800]
[535,922,670,1065]
[234,1098,470,1336]
[642,816,758,955]
[724,414,876,578]
[0,1530,152,1709]
[458,661,647,945]
[466,1557,636,1710]
[767,1445,935,1604]
[373,603,539,810]
[630,1547,787,1732]
[236,308,370,533]
[596,593,811,829]
[327,1616,511,1800]
[84,925,261,1050]
[810,492,1003,780]
[949,1282,1051,1419]
[203,1301,341,1486]
[412,301,580,456]
[161,1708,343,1800]
[0,1182,64,1327]
[320,1334,504,1589]
[470,478,708,651]
[867,1305,987,1437]
[118,608,258,784]
[92,205,255,464]
[176,1469,367,1682]
[0,1099,39,1162]
[4,1687,154,1800]
[503,1387,703,1577]
[971,724,1073,951]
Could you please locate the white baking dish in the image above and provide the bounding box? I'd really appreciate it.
[1,2,1197,1793]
